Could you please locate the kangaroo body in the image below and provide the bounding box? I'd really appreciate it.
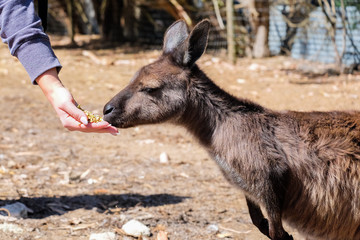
[104,20,360,240]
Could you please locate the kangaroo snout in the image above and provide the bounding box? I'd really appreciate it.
[103,102,117,125]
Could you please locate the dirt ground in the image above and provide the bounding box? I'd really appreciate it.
[1,35,360,240]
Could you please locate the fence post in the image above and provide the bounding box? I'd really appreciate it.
[226,0,236,63]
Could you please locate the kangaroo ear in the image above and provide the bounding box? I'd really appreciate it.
[163,20,189,54]
[184,19,211,67]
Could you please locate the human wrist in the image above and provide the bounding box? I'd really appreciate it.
[36,68,64,99]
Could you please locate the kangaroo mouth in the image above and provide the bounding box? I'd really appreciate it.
[108,119,133,129]
[104,115,135,129]
[116,122,134,129]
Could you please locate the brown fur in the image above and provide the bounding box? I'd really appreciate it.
[103,20,360,240]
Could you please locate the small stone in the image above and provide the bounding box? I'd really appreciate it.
[7,160,16,168]
[236,79,246,84]
[217,232,232,238]
[206,224,219,233]
[121,237,133,240]
[0,223,23,234]
[156,230,168,240]
[89,232,116,240]
[159,152,169,164]
[121,219,151,237]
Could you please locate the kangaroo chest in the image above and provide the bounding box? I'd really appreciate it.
[211,153,248,190]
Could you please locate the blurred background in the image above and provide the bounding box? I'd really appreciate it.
[41,0,360,72]
[1,1,360,239]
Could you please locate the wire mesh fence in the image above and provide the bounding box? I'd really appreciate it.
[196,0,360,67]
[46,0,360,68]
[268,0,360,66]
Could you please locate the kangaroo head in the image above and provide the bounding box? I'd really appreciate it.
[103,20,210,128]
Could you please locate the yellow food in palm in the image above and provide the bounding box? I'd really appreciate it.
[77,105,103,123]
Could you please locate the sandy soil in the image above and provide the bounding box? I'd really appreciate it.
[0,36,360,240]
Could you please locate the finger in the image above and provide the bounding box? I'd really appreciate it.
[62,102,88,125]
[87,126,119,134]
[65,119,118,134]
[61,116,88,131]
[79,123,118,133]
[84,121,112,129]
[76,125,118,134]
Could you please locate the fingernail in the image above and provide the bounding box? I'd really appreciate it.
[111,132,119,136]
[80,116,88,125]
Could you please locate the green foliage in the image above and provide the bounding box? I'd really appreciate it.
[335,0,360,10]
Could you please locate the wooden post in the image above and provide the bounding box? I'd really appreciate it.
[226,0,236,63]
[38,0,48,32]
[65,0,75,44]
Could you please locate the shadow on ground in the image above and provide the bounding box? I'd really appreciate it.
[0,193,189,219]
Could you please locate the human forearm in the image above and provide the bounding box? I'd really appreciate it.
[0,0,62,83]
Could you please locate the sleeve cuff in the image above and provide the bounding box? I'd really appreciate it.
[14,37,62,84]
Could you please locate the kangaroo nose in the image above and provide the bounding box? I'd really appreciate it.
[103,104,115,116]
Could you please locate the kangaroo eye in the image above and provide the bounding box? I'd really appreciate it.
[141,87,159,94]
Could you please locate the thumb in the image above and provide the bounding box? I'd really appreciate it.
[63,102,89,125]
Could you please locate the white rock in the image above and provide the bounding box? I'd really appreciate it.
[248,63,260,71]
[87,178,98,184]
[248,63,267,71]
[159,152,169,164]
[236,78,246,84]
[207,224,219,233]
[114,59,132,65]
[121,219,151,237]
[136,139,155,145]
[0,223,23,234]
[89,232,116,240]
[0,202,33,218]
[211,57,220,63]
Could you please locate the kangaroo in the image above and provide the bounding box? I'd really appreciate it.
[103,20,360,240]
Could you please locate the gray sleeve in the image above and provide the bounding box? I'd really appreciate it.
[0,0,62,84]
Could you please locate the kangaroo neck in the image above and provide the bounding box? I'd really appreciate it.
[178,66,264,147]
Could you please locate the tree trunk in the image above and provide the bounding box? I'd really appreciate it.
[122,0,136,41]
[249,0,270,58]
[65,0,75,44]
[319,0,342,67]
[280,26,297,55]
[226,0,236,63]
[102,0,123,42]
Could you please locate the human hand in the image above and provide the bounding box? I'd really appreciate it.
[36,68,118,135]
